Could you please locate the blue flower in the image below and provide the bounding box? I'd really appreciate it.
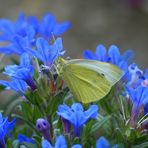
[0,12,35,42]
[57,103,98,137]
[28,37,64,67]
[3,53,36,90]
[0,112,16,148]
[0,78,28,95]
[83,44,133,71]
[18,134,35,144]
[96,137,110,148]
[39,13,70,40]
[126,86,148,126]
[42,135,67,148]
[0,12,70,55]
[0,13,35,55]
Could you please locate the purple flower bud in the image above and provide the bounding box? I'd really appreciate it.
[61,118,71,135]
[36,118,51,142]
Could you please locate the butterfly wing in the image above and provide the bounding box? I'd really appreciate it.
[64,59,124,86]
[60,63,111,103]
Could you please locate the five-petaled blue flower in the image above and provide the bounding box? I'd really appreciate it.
[18,134,35,144]
[83,44,133,72]
[0,112,16,148]
[28,37,64,68]
[57,103,98,137]
[3,53,36,90]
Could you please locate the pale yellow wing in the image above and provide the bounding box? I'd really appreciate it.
[64,59,124,86]
[60,64,111,103]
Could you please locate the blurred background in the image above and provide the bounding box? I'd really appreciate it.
[0,0,148,106]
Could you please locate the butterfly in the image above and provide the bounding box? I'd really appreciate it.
[57,58,124,103]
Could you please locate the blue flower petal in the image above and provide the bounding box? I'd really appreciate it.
[71,144,82,148]
[83,50,98,60]
[0,112,16,146]
[96,44,107,61]
[57,104,73,120]
[42,139,52,148]
[0,78,28,95]
[71,103,84,112]
[96,136,110,148]
[122,50,134,64]
[55,135,67,148]
[84,105,98,119]
[20,53,32,67]
[108,45,120,65]
[126,86,148,106]
[53,21,71,35]
[18,134,35,144]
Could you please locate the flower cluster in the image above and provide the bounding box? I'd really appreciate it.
[0,12,147,148]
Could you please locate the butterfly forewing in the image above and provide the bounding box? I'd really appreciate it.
[64,59,124,86]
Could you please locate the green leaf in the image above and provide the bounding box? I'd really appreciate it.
[90,115,111,135]
[32,135,42,147]
[11,114,37,133]
[21,143,37,148]
[21,101,33,121]
[82,120,95,145]
[4,97,21,115]
[12,140,19,148]
[133,142,148,148]
[7,138,13,148]
[46,90,66,115]
[0,85,5,91]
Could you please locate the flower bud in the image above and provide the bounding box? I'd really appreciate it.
[36,118,51,142]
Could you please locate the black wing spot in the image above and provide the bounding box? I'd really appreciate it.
[101,73,105,77]
[96,73,104,77]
